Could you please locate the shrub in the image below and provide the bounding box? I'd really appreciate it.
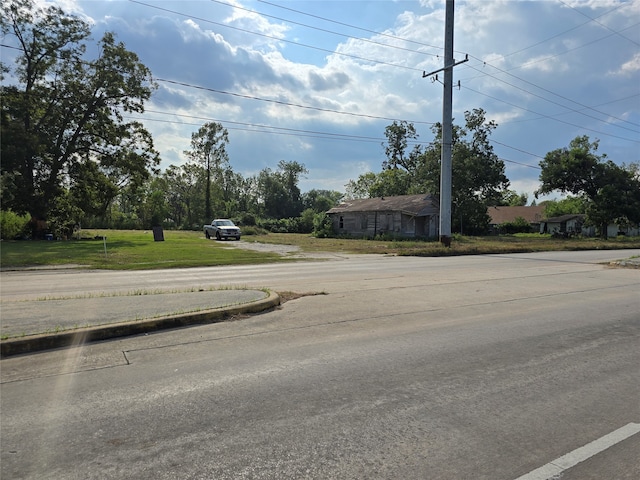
[500,216,533,234]
[299,208,315,234]
[0,210,30,239]
[312,213,334,238]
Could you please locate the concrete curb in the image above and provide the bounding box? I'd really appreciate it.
[0,291,280,358]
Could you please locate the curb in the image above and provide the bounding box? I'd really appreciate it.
[0,291,280,358]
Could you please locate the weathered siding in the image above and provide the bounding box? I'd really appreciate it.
[332,211,437,238]
[327,194,439,238]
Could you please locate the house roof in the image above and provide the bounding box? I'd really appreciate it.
[327,194,439,217]
[543,214,585,223]
[487,205,546,225]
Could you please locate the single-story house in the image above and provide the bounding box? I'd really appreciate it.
[539,214,585,236]
[580,222,639,238]
[488,205,546,232]
[327,194,439,238]
[540,214,639,237]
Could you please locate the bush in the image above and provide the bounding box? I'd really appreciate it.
[312,213,334,238]
[500,216,533,234]
[299,208,315,234]
[238,212,257,226]
[0,210,30,239]
[257,217,303,233]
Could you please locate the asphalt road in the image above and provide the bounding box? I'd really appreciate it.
[1,250,639,479]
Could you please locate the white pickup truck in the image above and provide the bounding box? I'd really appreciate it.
[204,219,241,241]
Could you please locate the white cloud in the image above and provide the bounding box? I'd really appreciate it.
[609,52,640,76]
[23,0,635,194]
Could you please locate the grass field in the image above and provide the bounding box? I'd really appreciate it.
[247,232,640,256]
[2,230,639,270]
[0,230,286,270]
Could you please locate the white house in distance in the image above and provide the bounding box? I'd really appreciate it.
[539,214,639,237]
[326,194,439,238]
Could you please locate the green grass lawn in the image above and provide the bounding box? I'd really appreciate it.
[0,230,285,270]
[246,232,640,256]
[2,230,639,270]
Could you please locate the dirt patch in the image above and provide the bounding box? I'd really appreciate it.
[232,241,302,256]
[277,291,328,303]
[226,240,341,259]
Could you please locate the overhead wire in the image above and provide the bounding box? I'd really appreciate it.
[463,39,640,131]
[209,0,441,59]
[128,0,423,72]
[225,0,640,133]
[131,110,544,170]
[129,0,638,134]
[461,83,640,144]
[493,1,628,62]
[156,78,435,125]
[257,0,442,51]
[557,0,640,47]
[5,0,638,173]
[138,110,389,143]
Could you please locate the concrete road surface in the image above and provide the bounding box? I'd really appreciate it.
[1,250,639,479]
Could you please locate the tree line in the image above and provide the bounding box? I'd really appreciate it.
[2,0,638,240]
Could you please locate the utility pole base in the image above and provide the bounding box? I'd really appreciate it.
[440,235,452,248]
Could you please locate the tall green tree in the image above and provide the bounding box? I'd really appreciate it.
[541,196,586,218]
[414,108,509,233]
[184,122,229,221]
[346,109,509,233]
[1,0,159,234]
[344,172,378,200]
[498,190,529,207]
[536,136,640,237]
[382,120,422,173]
[302,189,343,213]
[257,160,308,218]
[416,109,509,234]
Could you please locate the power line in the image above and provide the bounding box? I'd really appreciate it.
[137,110,388,143]
[156,78,436,125]
[496,1,628,62]
[558,0,640,47]
[249,0,638,132]
[247,1,640,133]
[130,0,637,133]
[128,0,423,72]
[462,84,640,144]
[464,54,640,132]
[130,110,544,171]
[257,0,443,52]
[210,0,440,59]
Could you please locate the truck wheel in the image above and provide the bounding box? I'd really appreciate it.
[216,232,221,241]
[205,231,210,239]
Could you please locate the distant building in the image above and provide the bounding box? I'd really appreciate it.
[540,215,639,237]
[487,205,546,232]
[327,194,439,238]
[540,214,585,236]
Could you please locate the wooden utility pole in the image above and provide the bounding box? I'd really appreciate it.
[423,0,467,247]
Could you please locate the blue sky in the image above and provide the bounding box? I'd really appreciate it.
[11,1,640,201]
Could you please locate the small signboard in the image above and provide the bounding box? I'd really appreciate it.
[152,226,164,242]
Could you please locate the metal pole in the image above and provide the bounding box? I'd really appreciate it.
[439,0,455,247]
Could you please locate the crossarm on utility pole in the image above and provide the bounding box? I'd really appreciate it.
[422,54,468,79]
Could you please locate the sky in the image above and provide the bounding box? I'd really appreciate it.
[6,0,640,201]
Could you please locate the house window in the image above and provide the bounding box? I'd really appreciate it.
[339,216,344,229]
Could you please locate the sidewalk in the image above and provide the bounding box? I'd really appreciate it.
[0,289,280,357]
